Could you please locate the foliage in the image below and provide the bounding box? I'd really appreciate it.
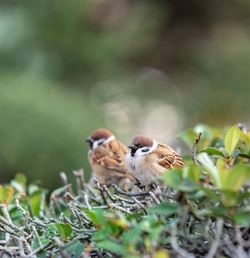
[0,124,249,257]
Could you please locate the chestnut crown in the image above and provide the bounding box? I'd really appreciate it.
[131,135,153,148]
[90,128,113,141]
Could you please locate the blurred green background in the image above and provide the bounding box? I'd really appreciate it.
[0,0,249,189]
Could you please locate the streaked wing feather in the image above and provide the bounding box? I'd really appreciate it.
[157,143,184,169]
[93,140,129,175]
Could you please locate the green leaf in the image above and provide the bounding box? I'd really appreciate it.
[183,164,201,183]
[240,130,250,147]
[64,240,84,258]
[153,249,170,258]
[238,191,250,202]
[122,224,142,247]
[43,224,57,239]
[0,185,15,205]
[32,237,50,250]
[224,125,240,155]
[54,223,73,241]
[239,153,250,159]
[197,153,221,188]
[29,190,45,217]
[160,169,182,188]
[178,179,199,192]
[93,227,112,242]
[147,202,179,216]
[82,208,105,226]
[96,240,128,256]
[224,164,250,192]
[216,159,229,190]
[210,206,228,217]
[199,147,225,157]
[15,173,27,186]
[11,173,27,194]
[233,211,250,226]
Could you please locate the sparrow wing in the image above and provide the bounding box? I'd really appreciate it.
[92,140,129,175]
[157,143,184,169]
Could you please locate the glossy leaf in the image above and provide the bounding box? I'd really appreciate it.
[224,125,240,155]
[224,164,250,191]
[15,173,27,186]
[240,130,250,146]
[11,173,27,194]
[216,159,229,189]
[0,185,15,205]
[197,153,221,188]
[96,240,128,256]
[178,179,199,192]
[160,169,182,188]
[239,153,250,159]
[82,208,105,226]
[147,202,179,216]
[183,164,201,183]
[199,147,224,157]
[233,211,250,226]
[29,190,44,217]
[64,241,84,258]
[153,249,170,258]
[54,223,73,241]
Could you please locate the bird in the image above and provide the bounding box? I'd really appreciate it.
[86,128,134,189]
[125,135,184,187]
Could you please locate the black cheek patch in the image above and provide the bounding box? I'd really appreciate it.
[142,148,150,153]
[131,149,136,157]
[88,142,93,149]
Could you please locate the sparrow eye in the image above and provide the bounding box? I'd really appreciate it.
[97,139,105,146]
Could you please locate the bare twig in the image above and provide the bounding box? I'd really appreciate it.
[93,178,108,205]
[111,184,149,197]
[205,218,224,258]
[60,172,68,186]
[192,132,202,164]
[73,169,85,194]
[170,223,195,258]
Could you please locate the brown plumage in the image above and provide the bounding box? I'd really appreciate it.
[131,135,153,148]
[125,135,184,186]
[87,128,134,188]
[156,143,184,169]
[90,128,113,141]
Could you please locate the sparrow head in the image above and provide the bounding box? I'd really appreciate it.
[86,128,114,150]
[128,135,156,157]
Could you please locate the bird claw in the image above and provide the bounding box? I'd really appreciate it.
[134,178,146,191]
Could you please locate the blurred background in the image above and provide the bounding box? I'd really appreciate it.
[0,0,250,189]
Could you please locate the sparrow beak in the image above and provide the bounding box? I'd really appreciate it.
[128,144,137,157]
[128,144,136,150]
[86,137,94,148]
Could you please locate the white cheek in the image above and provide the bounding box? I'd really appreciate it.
[136,149,146,156]
[92,141,100,150]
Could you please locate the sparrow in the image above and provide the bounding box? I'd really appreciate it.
[86,128,134,188]
[125,135,184,186]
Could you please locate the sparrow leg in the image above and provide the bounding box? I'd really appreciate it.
[148,182,158,192]
[134,178,146,191]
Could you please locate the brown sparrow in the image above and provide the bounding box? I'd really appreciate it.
[86,128,134,188]
[125,135,184,186]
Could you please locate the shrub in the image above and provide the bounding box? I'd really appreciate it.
[0,124,249,257]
